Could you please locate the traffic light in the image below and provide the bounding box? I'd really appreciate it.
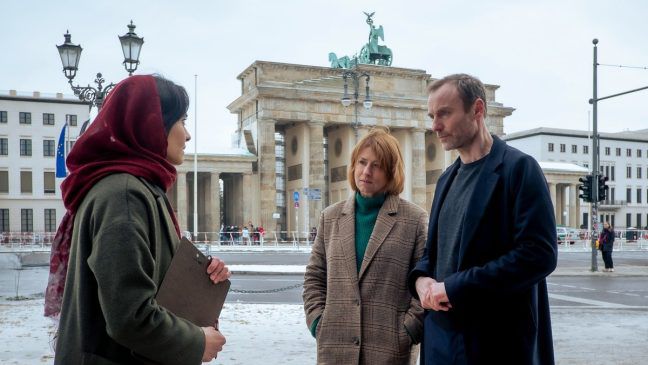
[578,175,593,202]
[598,175,609,202]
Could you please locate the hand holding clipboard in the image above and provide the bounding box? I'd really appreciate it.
[156,237,230,328]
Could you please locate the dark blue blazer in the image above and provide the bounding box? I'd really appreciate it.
[408,136,557,365]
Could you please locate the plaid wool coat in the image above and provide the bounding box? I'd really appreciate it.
[303,194,428,365]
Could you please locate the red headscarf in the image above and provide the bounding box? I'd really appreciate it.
[44,75,181,317]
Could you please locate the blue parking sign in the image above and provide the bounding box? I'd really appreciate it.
[293,191,300,202]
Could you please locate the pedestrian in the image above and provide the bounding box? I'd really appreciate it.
[599,222,615,272]
[242,225,251,245]
[408,74,557,364]
[309,226,317,242]
[44,75,230,364]
[303,127,428,364]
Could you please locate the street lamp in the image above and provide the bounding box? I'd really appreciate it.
[341,69,372,140]
[56,20,144,111]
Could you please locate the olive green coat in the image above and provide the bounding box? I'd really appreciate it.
[55,173,204,365]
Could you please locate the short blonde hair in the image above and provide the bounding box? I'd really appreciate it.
[347,127,404,195]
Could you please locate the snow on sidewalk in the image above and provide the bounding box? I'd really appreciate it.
[0,299,316,365]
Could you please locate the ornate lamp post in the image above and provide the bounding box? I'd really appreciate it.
[56,21,144,111]
[341,69,372,141]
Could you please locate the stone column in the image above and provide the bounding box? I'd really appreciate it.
[569,183,578,228]
[411,128,427,209]
[258,119,277,231]
[548,183,557,223]
[176,172,188,231]
[206,172,220,235]
[309,121,325,231]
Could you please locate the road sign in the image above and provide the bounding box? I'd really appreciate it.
[308,188,321,200]
[294,202,299,208]
[293,191,300,202]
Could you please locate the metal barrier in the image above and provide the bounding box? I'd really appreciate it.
[185,231,315,254]
[556,228,648,251]
[0,232,55,249]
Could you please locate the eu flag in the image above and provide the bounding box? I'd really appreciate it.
[56,124,67,178]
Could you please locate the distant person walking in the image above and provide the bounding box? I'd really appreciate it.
[599,222,615,272]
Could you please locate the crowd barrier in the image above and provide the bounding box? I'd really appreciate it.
[557,228,648,251]
[2,229,647,252]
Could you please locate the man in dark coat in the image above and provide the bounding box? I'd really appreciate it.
[408,74,557,364]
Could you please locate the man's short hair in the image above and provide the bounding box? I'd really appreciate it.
[347,126,404,196]
[427,73,487,115]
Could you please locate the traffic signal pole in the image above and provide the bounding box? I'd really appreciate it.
[591,39,599,272]
[589,38,648,271]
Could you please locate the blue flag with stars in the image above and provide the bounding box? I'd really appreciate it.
[56,123,67,178]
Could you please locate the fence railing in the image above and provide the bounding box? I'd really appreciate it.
[187,231,316,248]
[0,232,55,249]
[557,228,648,251]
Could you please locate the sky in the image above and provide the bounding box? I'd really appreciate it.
[3,0,648,153]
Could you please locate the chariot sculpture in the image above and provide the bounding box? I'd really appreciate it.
[329,12,393,68]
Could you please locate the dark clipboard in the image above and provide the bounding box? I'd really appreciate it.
[155,237,230,327]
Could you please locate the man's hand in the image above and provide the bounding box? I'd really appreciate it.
[201,326,226,362]
[415,277,452,312]
[206,257,231,284]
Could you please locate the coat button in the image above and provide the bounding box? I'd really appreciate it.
[353,336,360,346]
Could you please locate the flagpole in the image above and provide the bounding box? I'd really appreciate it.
[65,114,69,175]
[193,74,198,239]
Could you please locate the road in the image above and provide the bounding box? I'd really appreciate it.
[2,251,646,308]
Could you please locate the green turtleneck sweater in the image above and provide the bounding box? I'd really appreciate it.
[354,192,386,272]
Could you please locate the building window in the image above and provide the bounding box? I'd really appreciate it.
[548,143,554,152]
[627,188,632,203]
[0,171,8,193]
[584,145,589,154]
[626,213,632,228]
[0,209,8,232]
[44,209,57,232]
[627,148,632,157]
[639,149,643,158]
[627,166,632,179]
[0,138,7,155]
[638,167,643,180]
[21,209,33,232]
[611,187,615,203]
[43,113,55,125]
[611,166,615,181]
[638,189,643,204]
[605,166,610,179]
[560,144,566,153]
[603,147,609,156]
[20,171,32,194]
[638,214,643,229]
[0,111,7,123]
[66,114,78,126]
[20,139,32,156]
[616,148,621,156]
[43,139,55,157]
[44,172,55,194]
[571,144,577,153]
[19,112,31,124]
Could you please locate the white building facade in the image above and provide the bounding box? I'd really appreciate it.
[504,127,648,229]
[0,90,89,234]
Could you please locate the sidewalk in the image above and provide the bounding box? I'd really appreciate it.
[551,264,648,277]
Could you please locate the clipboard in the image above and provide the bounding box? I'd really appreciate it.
[155,237,230,327]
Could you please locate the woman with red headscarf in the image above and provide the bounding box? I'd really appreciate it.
[45,75,229,364]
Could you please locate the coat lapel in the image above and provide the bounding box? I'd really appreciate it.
[358,194,399,280]
[338,195,359,283]
[457,136,506,265]
[138,177,180,252]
